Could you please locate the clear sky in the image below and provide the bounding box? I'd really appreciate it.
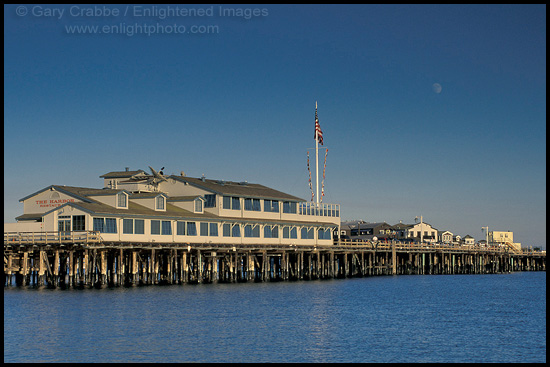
[4,4,546,248]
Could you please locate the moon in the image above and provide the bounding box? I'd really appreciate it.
[432,83,442,94]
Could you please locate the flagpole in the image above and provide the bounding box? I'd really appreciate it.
[315,101,319,205]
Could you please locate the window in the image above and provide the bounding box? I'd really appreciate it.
[301,227,314,239]
[200,222,209,236]
[93,218,104,232]
[318,228,332,240]
[195,198,203,213]
[223,196,231,209]
[209,223,218,236]
[117,193,127,208]
[177,221,186,235]
[232,224,240,237]
[123,219,133,234]
[187,222,197,236]
[151,220,160,235]
[244,198,261,211]
[244,224,260,237]
[161,221,172,235]
[264,200,279,213]
[72,215,85,231]
[283,201,297,214]
[264,225,278,238]
[232,197,240,210]
[204,194,216,208]
[104,218,117,233]
[135,219,144,234]
[223,196,241,210]
[156,196,165,210]
[283,226,297,239]
[223,223,231,237]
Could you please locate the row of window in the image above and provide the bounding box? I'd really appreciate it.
[222,196,298,214]
[93,217,333,239]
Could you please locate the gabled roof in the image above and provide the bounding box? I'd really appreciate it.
[100,170,147,178]
[170,176,305,202]
[19,185,125,203]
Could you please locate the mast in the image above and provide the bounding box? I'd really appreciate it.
[315,101,319,204]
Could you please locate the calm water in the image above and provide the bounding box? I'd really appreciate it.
[4,272,546,363]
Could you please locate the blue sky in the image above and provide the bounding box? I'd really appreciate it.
[4,4,546,248]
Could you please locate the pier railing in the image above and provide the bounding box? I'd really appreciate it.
[335,239,535,255]
[4,231,101,245]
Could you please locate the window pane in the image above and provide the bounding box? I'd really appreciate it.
[272,201,279,213]
[253,199,261,211]
[151,220,160,235]
[252,225,259,237]
[105,218,117,233]
[232,197,240,210]
[187,222,197,236]
[244,198,253,211]
[72,215,85,231]
[204,194,216,208]
[200,222,208,236]
[264,225,272,238]
[156,196,164,210]
[223,196,231,209]
[195,199,203,212]
[209,223,218,237]
[177,221,186,235]
[93,218,104,232]
[290,227,297,239]
[283,226,289,238]
[162,221,172,235]
[264,200,271,212]
[272,226,278,238]
[118,193,127,207]
[232,224,240,237]
[123,219,133,234]
[223,223,231,237]
[135,219,144,234]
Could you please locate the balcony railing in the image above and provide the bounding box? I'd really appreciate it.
[298,202,340,217]
[4,231,101,245]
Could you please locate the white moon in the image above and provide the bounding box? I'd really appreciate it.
[432,83,442,94]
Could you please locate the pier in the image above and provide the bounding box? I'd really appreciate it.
[4,231,546,287]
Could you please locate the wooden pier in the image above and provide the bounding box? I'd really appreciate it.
[4,231,546,287]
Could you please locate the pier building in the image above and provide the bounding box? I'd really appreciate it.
[9,168,341,247]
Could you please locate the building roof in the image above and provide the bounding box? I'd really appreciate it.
[100,170,147,178]
[170,176,305,202]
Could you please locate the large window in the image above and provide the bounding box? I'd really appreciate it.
[93,218,104,232]
[244,224,260,238]
[282,226,297,239]
[283,201,297,214]
[135,219,145,234]
[204,194,216,208]
[223,196,241,210]
[104,218,117,233]
[264,225,279,238]
[318,228,332,240]
[123,219,133,234]
[209,223,218,236]
[177,221,186,235]
[244,198,261,211]
[72,215,85,231]
[187,222,197,236]
[232,224,241,237]
[301,227,314,239]
[161,221,172,235]
[151,220,160,235]
[264,200,279,213]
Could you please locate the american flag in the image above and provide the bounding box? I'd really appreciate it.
[315,105,323,145]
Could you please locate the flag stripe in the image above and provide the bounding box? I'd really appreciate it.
[314,108,323,145]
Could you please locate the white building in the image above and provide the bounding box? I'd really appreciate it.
[9,168,341,246]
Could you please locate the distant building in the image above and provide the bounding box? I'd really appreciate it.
[489,230,521,252]
[463,235,475,245]
[438,230,453,244]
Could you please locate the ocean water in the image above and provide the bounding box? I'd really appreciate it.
[4,272,546,363]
